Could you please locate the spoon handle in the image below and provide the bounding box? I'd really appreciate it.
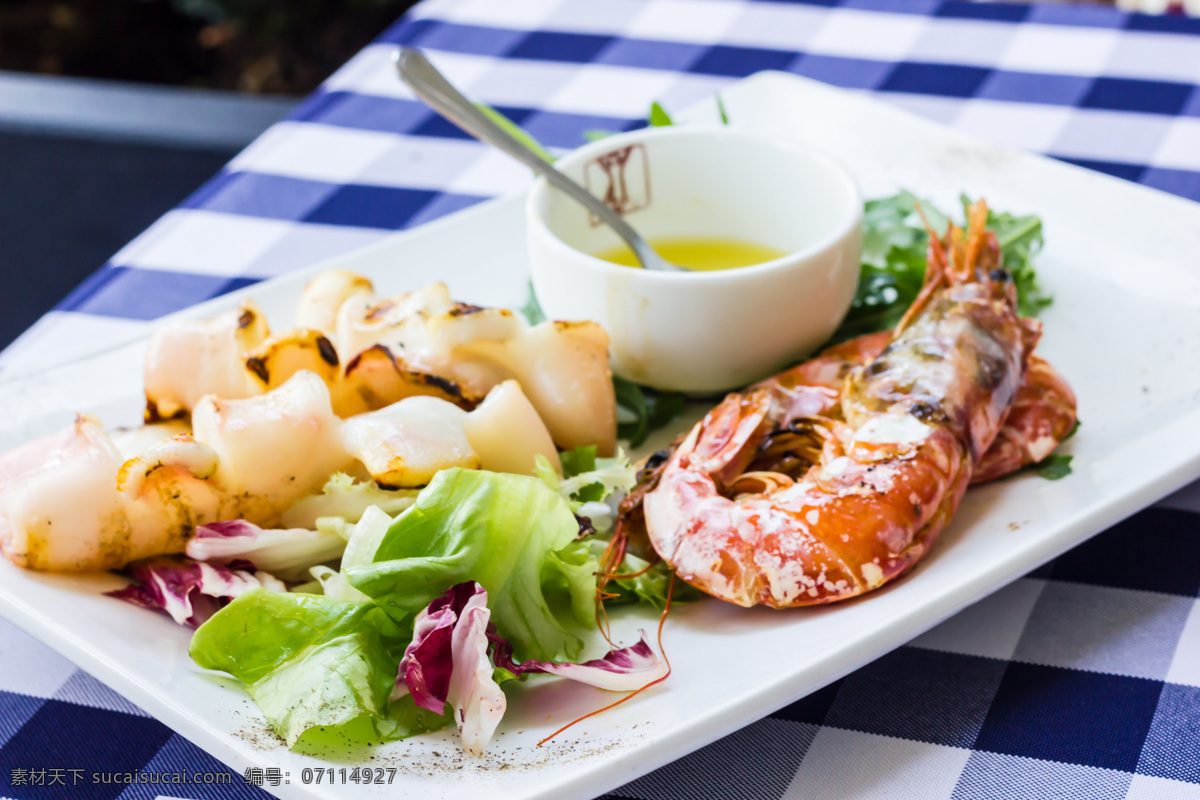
[394,46,672,272]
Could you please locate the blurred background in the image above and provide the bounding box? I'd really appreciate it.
[2,0,418,94]
[0,0,419,350]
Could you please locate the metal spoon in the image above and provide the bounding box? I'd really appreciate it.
[394,46,683,273]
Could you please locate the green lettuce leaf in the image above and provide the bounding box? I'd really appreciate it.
[306,505,396,601]
[346,468,597,662]
[189,588,447,747]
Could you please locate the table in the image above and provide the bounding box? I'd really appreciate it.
[3,1,1200,798]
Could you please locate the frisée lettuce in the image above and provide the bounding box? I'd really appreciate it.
[280,472,418,529]
[535,445,636,520]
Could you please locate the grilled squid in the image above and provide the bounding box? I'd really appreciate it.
[0,417,230,571]
[0,372,562,573]
[140,274,617,454]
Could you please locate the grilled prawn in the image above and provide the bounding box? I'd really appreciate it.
[763,331,1076,485]
[637,201,1056,608]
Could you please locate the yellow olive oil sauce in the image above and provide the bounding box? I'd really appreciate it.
[596,237,786,272]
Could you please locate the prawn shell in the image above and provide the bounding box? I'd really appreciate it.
[646,421,968,607]
[640,212,1045,609]
[972,355,1077,484]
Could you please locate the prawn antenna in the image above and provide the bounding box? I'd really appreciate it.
[914,201,949,271]
[538,574,676,748]
[896,200,948,335]
[962,198,990,280]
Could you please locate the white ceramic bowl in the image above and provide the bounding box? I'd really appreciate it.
[527,126,862,393]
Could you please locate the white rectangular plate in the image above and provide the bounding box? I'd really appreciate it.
[3,71,1200,800]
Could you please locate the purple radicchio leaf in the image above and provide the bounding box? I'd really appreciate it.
[190,519,261,542]
[392,582,667,755]
[105,556,285,627]
[448,583,506,755]
[186,519,345,580]
[391,582,506,755]
[489,630,667,691]
[392,590,461,713]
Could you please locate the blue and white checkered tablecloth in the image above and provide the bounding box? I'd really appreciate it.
[4,1,1200,798]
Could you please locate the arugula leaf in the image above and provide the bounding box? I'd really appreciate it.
[649,101,674,127]
[560,445,597,478]
[646,390,686,435]
[519,279,546,325]
[613,377,686,448]
[587,101,674,144]
[614,376,649,445]
[715,94,730,125]
[832,193,1051,344]
[961,195,1051,317]
[474,102,555,164]
[1037,454,1073,480]
[1063,420,1081,441]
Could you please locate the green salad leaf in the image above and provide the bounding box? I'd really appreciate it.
[345,468,596,662]
[969,195,1052,317]
[308,505,394,602]
[595,546,703,609]
[280,472,417,529]
[614,376,686,448]
[537,446,636,510]
[190,589,448,747]
[715,94,730,125]
[192,469,607,749]
[649,101,674,127]
[560,444,598,478]
[585,94,728,142]
[1037,454,1074,480]
[519,279,546,325]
